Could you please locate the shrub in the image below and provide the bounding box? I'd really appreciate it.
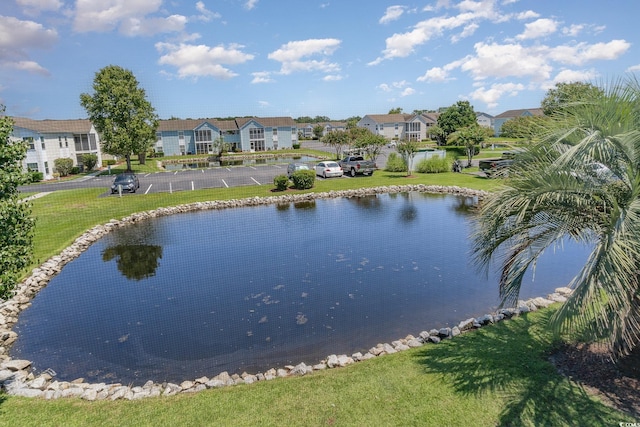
[416,155,451,174]
[385,152,407,172]
[273,174,289,191]
[53,157,74,176]
[103,159,116,166]
[291,169,315,189]
[292,143,301,149]
[28,171,43,182]
[70,166,81,175]
[81,153,98,171]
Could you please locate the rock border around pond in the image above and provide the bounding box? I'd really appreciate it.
[0,185,572,400]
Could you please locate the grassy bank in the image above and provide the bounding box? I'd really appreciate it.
[4,169,632,425]
[0,309,629,426]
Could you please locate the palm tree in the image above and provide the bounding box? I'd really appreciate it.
[472,77,640,359]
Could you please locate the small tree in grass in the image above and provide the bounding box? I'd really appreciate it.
[395,139,420,176]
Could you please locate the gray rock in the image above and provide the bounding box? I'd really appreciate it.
[438,328,451,338]
[428,335,441,344]
[327,354,339,368]
[451,326,461,337]
[290,363,312,376]
[11,388,43,398]
[162,383,181,397]
[458,318,476,331]
[2,359,31,371]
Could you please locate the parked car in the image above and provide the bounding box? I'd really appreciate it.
[111,173,140,194]
[338,155,376,177]
[287,162,310,177]
[315,161,344,178]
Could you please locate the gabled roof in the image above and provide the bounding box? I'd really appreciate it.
[236,116,297,128]
[476,112,494,118]
[363,114,413,124]
[494,108,544,119]
[11,117,94,133]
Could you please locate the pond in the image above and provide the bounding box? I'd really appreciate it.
[10,193,589,385]
[162,155,320,171]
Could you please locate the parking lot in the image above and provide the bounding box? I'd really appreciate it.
[20,141,395,196]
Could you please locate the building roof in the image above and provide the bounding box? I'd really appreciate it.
[11,117,94,133]
[158,116,297,132]
[363,114,414,123]
[494,108,544,119]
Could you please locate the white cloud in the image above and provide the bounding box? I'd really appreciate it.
[451,23,479,43]
[16,0,63,14]
[120,15,187,36]
[378,83,392,92]
[548,69,598,87]
[470,82,524,108]
[400,87,415,96]
[516,18,558,40]
[323,74,343,81]
[251,71,273,84]
[459,42,553,81]
[548,40,630,66]
[562,24,584,37]
[379,6,405,24]
[0,15,57,75]
[73,0,185,35]
[195,1,221,22]
[417,66,453,82]
[370,1,506,64]
[156,42,254,79]
[515,10,539,20]
[268,38,341,76]
[627,64,640,73]
[245,0,258,10]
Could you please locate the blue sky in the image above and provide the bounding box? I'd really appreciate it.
[1,0,637,120]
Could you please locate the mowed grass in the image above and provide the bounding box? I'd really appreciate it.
[0,310,629,426]
[5,169,631,425]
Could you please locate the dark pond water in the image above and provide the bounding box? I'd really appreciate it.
[163,155,319,171]
[11,193,589,385]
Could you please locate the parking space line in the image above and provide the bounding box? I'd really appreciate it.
[145,184,152,194]
[226,168,231,171]
[191,181,194,191]
[249,166,257,170]
[251,177,261,185]
[222,179,229,188]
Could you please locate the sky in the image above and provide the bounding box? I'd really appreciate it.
[1,0,638,121]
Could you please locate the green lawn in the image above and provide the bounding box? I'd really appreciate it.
[3,168,631,426]
[0,310,629,426]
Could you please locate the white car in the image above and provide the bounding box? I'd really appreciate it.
[315,161,344,178]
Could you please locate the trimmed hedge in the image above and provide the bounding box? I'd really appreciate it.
[291,169,315,189]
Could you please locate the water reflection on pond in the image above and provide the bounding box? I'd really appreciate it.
[11,193,589,385]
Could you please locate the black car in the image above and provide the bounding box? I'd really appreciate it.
[110,173,140,194]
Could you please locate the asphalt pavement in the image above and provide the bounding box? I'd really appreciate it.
[19,141,396,197]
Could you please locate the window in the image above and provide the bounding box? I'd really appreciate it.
[41,137,46,150]
[44,161,49,174]
[27,163,38,171]
[249,128,265,151]
[178,131,184,141]
[74,134,90,151]
[59,136,63,148]
[65,136,68,147]
[24,137,35,150]
[156,132,162,142]
[195,129,212,142]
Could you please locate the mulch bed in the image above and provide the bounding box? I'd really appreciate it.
[550,343,640,418]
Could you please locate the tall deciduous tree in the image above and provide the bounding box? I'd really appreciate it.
[473,77,640,360]
[541,81,604,117]
[436,100,477,144]
[80,65,158,172]
[0,107,35,298]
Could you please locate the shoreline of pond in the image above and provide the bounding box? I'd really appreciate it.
[0,185,573,400]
